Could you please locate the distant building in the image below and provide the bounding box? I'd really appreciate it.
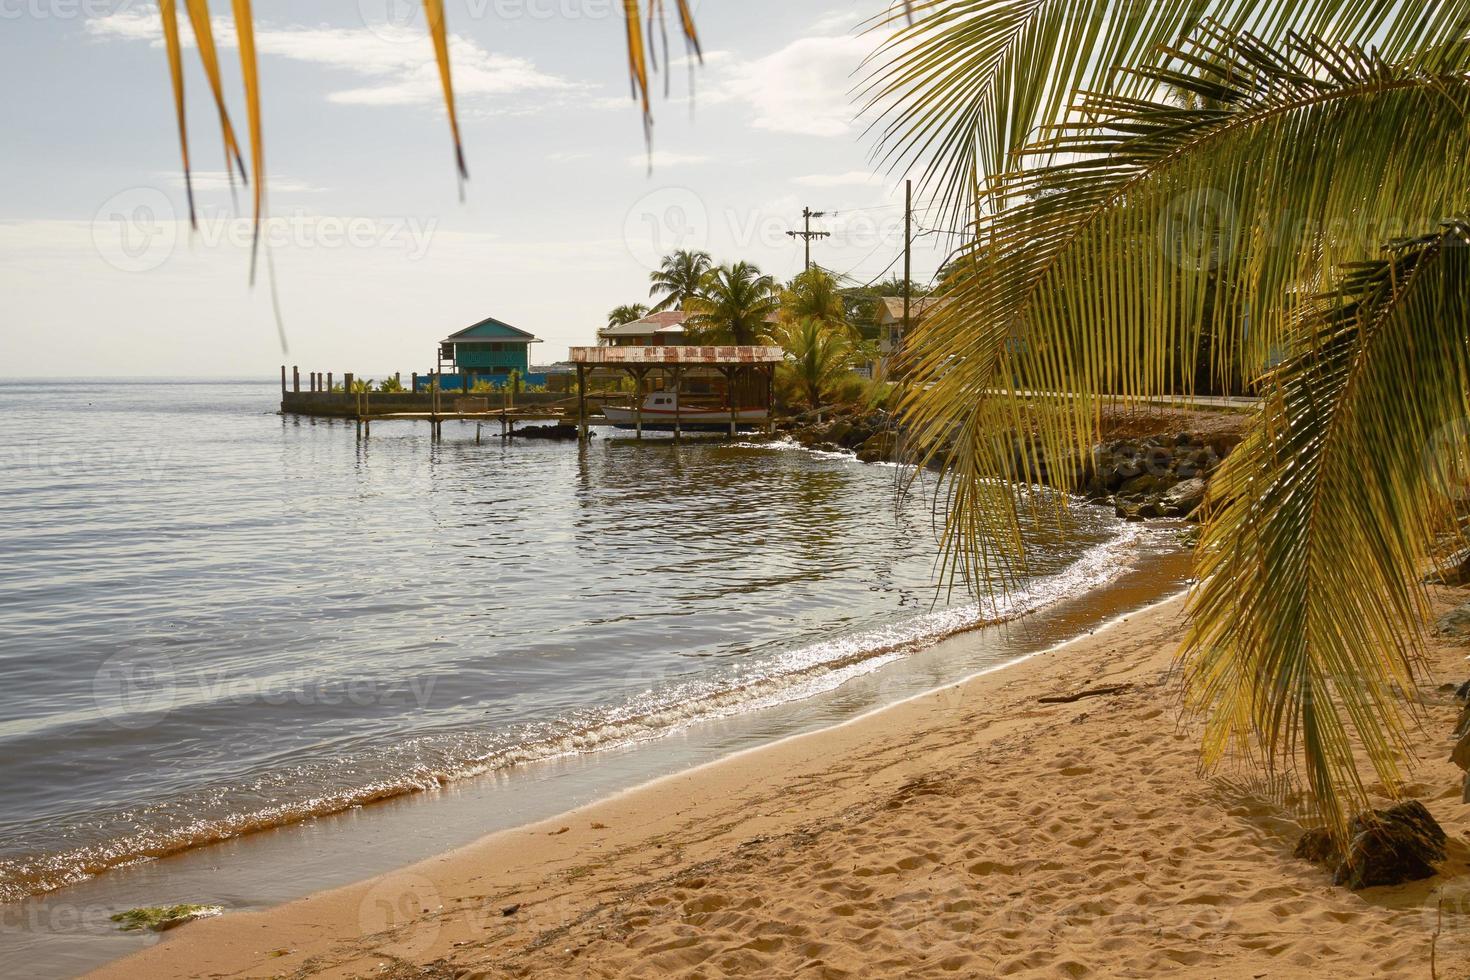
[438,316,541,383]
[876,296,953,375]
[598,311,691,347]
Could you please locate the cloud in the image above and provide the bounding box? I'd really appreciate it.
[793,170,885,188]
[707,35,867,137]
[628,151,710,169]
[87,8,573,108]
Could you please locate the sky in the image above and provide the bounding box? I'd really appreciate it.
[0,0,952,377]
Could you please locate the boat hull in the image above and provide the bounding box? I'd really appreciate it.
[601,406,768,431]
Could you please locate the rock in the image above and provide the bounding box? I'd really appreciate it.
[1294,801,1447,890]
[1435,602,1470,638]
[1457,679,1470,702]
[1160,478,1208,518]
[514,423,583,440]
[1118,474,1164,498]
[857,431,899,463]
[1428,550,1470,587]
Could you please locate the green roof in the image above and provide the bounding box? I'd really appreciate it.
[443,316,539,344]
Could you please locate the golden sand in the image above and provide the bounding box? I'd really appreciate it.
[90,591,1470,978]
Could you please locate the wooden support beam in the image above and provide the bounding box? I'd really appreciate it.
[280,365,287,397]
[576,365,588,441]
[292,365,300,393]
[672,365,682,442]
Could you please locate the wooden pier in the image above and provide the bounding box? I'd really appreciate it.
[281,345,786,444]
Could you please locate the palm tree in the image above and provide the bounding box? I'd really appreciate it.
[873,4,1470,842]
[648,250,713,313]
[779,268,850,335]
[606,304,650,329]
[778,318,856,410]
[685,262,779,345]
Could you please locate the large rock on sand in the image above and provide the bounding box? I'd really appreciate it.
[1159,478,1207,518]
[1435,602,1470,638]
[1294,800,1447,890]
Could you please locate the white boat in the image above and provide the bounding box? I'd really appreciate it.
[601,390,769,430]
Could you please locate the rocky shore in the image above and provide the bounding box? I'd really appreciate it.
[776,406,1246,522]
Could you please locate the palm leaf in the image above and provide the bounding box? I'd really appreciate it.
[229,0,264,283]
[158,0,195,229]
[904,27,1470,514]
[423,0,468,190]
[182,0,248,189]
[1187,221,1470,838]
[862,1,1470,227]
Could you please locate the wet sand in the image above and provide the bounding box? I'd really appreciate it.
[90,590,1470,979]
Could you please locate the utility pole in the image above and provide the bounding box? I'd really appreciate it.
[902,179,913,350]
[786,207,831,271]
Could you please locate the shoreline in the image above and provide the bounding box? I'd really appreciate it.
[89,584,1470,979]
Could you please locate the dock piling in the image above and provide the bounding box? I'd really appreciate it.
[280,365,287,398]
[292,366,300,394]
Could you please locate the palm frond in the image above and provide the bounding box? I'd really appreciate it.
[1186,221,1470,838]
[159,0,194,229]
[182,0,248,189]
[901,28,1470,591]
[229,0,263,284]
[862,0,1470,226]
[423,0,468,191]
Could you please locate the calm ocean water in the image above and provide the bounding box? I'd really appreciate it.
[0,379,1133,904]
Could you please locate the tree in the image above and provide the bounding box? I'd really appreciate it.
[875,4,1470,842]
[685,262,779,345]
[648,250,713,313]
[778,317,856,410]
[607,304,650,329]
[780,268,851,336]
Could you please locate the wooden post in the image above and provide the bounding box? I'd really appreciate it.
[292,366,300,393]
[280,365,287,397]
[327,372,334,393]
[672,365,682,442]
[632,367,645,439]
[729,367,740,440]
[476,423,482,445]
[344,372,354,394]
[463,374,470,395]
[576,365,588,441]
[411,372,419,393]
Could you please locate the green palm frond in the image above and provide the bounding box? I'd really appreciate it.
[778,317,858,409]
[1187,221,1470,838]
[685,262,779,344]
[862,0,1470,226]
[902,28,1470,587]
[649,249,714,313]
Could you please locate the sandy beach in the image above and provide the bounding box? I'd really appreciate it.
[89,590,1470,979]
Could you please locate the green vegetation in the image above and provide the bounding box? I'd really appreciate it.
[648,250,713,314]
[110,904,222,932]
[607,304,650,328]
[377,376,405,394]
[875,0,1470,841]
[685,262,779,345]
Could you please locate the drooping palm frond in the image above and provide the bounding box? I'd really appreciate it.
[901,28,1470,586]
[156,1,702,281]
[159,0,194,228]
[229,0,263,283]
[861,0,1470,227]
[182,0,248,190]
[1187,221,1470,838]
[423,0,468,192]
